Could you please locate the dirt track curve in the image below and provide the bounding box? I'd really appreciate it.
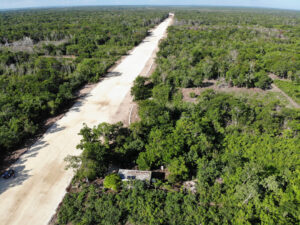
[0,15,173,225]
[269,74,299,109]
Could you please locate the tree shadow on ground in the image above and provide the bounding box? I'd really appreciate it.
[69,100,84,113]
[106,72,122,78]
[47,123,66,134]
[202,82,215,88]
[0,140,49,195]
[0,165,31,195]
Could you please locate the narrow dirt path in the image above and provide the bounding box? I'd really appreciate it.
[0,15,174,225]
[271,83,299,109]
[269,74,299,109]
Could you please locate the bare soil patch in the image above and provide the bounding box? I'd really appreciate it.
[0,39,69,53]
[182,79,296,108]
[269,73,291,81]
[182,79,264,103]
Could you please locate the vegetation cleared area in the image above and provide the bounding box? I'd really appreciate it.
[0,7,169,159]
[274,80,300,105]
[57,8,300,225]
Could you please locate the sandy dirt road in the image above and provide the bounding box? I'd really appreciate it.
[0,15,173,225]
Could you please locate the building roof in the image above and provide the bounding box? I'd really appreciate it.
[118,169,152,182]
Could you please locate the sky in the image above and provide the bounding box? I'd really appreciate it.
[0,0,300,10]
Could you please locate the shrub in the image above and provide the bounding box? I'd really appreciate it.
[189,92,196,98]
[104,174,122,191]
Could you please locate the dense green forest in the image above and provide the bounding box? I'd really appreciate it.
[0,8,168,156]
[59,91,299,224]
[58,8,300,225]
[153,9,300,89]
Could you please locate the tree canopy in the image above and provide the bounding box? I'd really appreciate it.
[58,8,300,225]
[0,8,168,159]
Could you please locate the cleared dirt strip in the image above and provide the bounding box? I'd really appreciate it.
[269,74,299,109]
[0,15,173,225]
[271,83,299,109]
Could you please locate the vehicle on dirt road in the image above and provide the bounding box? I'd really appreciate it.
[1,169,15,179]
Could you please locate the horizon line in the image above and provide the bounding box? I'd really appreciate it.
[0,5,299,12]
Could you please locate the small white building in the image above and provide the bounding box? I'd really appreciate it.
[118,169,152,182]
